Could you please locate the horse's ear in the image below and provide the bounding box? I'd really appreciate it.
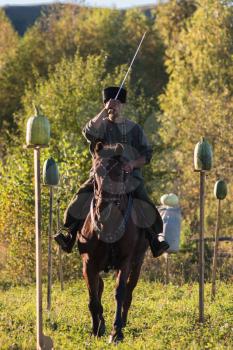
[95,142,104,154]
[115,143,124,156]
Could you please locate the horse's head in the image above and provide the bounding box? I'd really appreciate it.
[93,142,126,220]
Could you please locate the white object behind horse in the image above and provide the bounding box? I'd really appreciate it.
[160,193,179,207]
[158,206,182,253]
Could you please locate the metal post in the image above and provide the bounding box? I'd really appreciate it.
[47,186,53,311]
[34,147,54,350]
[199,171,205,323]
[57,199,64,291]
[211,199,221,301]
[34,148,43,349]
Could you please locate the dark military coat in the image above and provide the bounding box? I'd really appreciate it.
[82,117,152,180]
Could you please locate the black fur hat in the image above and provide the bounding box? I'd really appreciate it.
[102,86,127,104]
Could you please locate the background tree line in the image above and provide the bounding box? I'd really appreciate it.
[0,0,232,282]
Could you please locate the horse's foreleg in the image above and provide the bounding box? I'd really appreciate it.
[97,276,105,336]
[98,275,104,300]
[122,261,143,327]
[83,263,104,336]
[109,267,129,343]
[114,272,126,331]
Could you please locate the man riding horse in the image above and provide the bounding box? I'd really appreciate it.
[55,86,169,257]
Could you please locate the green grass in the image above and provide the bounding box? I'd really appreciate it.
[0,278,232,349]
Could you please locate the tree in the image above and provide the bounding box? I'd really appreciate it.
[0,5,166,132]
[0,10,19,70]
[158,0,233,234]
[0,4,81,130]
[156,0,197,47]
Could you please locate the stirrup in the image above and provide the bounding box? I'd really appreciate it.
[146,231,169,258]
[54,225,70,242]
[151,240,169,258]
[54,226,73,253]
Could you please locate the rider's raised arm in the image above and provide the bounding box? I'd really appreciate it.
[82,109,108,152]
[136,125,152,165]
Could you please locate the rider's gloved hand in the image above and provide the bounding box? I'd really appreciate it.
[122,160,135,173]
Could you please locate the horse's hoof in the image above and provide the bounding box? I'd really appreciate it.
[91,320,106,338]
[108,331,124,344]
[97,321,106,337]
[122,320,127,328]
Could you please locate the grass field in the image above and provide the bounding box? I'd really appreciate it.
[0,277,232,350]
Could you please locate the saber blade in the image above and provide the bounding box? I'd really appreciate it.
[115,31,147,100]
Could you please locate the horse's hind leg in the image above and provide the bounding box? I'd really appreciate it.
[83,264,104,337]
[109,267,130,343]
[122,261,143,328]
[97,275,105,336]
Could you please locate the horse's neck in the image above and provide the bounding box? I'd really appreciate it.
[119,194,129,211]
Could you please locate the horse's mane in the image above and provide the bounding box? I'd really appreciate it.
[94,142,124,159]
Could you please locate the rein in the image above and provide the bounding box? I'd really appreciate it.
[90,157,132,238]
[93,160,123,202]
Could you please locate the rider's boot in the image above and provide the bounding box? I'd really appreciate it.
[146,229,169,258]
[54,222,80,253]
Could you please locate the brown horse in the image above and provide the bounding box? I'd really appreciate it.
[77,142,150,343]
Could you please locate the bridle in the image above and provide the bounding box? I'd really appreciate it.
[90,156,129,233]
[93,158,126,204]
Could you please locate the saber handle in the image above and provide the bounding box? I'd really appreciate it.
[115,31,147,100]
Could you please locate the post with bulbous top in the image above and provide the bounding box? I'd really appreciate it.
[42,157,60,311]
[211,180,227,301]
[194,137,213,323]
[25,105,53,350]
[57,198,64,291]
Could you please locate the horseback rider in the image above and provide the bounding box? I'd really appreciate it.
[55,86,169,257]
